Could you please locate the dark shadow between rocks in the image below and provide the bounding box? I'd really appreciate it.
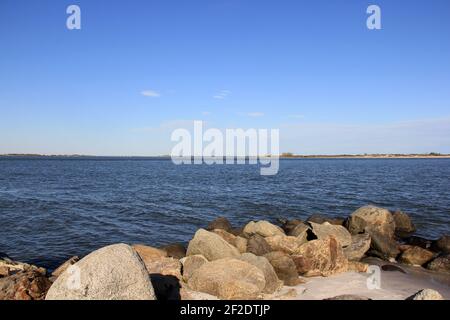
[149,274,181,300]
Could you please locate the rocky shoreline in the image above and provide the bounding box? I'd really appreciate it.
[1,205,449,300]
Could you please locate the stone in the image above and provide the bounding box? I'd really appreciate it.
[307,214,345,226]
[264,234,307,255]
[325,294,371,300]
[243,221,285,238]
[132,244,167,261]
[212,229,237,246]
[309,222,352,247]
[181,254,209,281]
[145,257,182,279]
[0,270,51,300]
[406,289,444,300]
[206,217,233,232]
[348,261,369,273]
[399,246,434,266]
[432,235,450,254]
[159,243,186,259]
[235,236,248,253]
[347,205,395,238]
[278,219,303,234]
[0,258,46,276]
[186,229,240,261]
[393,210,416,236]
[45,243,156,300]
[51,256,79,279]
[187,258,266,299]
[180,287,219,300]
[246,234,272,256]
[263,251,301,286]
[238,253,283,294]
[366,227,400,259]
[287,222,310,238]
[291,236,348,277]
[343,233,371,261]
[0,266,10,277]
[426,254,450,273]
[405,236,434,250]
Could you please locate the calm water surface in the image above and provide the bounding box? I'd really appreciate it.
[0,158,449,269]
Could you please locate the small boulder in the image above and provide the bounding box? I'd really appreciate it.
[206,217,233,233]
[265,234,307,255]
[309,222,352,247]
[426,254,450,273]
[0,269,51,300]
[279,219,304,234]
[291,236,348,277]
[343,233,371,261]
[393,210,416,237]
[264,251,301,286]
[243,221,285,238]
[348,206,395,238]
[238,253,283,294]
[406,289,444,300]
[246,234,272,256]
[188,258,266,299]
[186,229,240,261]
[399,246,434,266]
[45,244,156,300]
[159,243,186,259]
[432,235,450,254]
[132,244,167,261]
[288,222,310,238]
[180,255,209,281]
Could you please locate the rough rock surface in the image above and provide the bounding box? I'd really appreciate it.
[206,217,233,232]
[0,270,51,300]
[399,246,435,266]
[426,254,450,273]
[348,261,369,273]
[309,222,352,247]
[291,236,348,277]
[264,234,307,255]
[393,210,416,236]
[181,254,209,281]
[243,221,285,238]
[186,229,240,261]
[343,233,371,261]
[51,256,79,279]
[45,244,156,300]
[238,253,283,294]
[406,289,444,300]
[246,234,272,256]
[288,222,310,239]
[366,227,400,259]
[132,244,167,261]
[187,258,266,299]
[263,251,301,286]
[433,235,450,254]
[348,206,395,238]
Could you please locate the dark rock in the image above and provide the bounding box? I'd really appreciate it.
[229,227,244,237]
[426,254,450,273]
[279,219,303,235]
[393,210,416,237]
[381,264,407,273]
[160,243,186,259]
[432,235,450,254]
[0,270,51,300]
[399,246,435,266]
[263,251,302,286]
[206,217,233,232]
[247,234,272,256]
[307,213,345,226]
[366,227,400,260]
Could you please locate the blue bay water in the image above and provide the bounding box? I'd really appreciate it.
[0,157,449,269]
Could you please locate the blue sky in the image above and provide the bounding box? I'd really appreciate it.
[1,0,449,155]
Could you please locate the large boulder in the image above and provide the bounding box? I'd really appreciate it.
[264,234,307,255]
[392,210,415,237]
[180,254,209,281]
[307,214,345,226]
[45,244,156,300]
[263,251,301,286]
[366,227,400,259]
[291,236,348,277]
[246,234,272,256]
[309,222,352,247]
[432,235,450,254]
[343,233,371,261]
[426,254,450,273]
[347,206,395,238]
[187,258,266,299]
[399,246,435,266]
[238,253,283,294]
[206,217,233,233]
[0,269,51,300]
[186,229,240,261]
[243,221,285,238]
[406,289,444,300]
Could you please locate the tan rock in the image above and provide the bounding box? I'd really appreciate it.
[51,256,79,278]
[238,253,283,294]
[287,222,310,238]
[235,236,248,253]
[292,236,348,277]
[263,251,302,286]
[243,221,285,238]
[159,243,186,259]
[144,257,182,279]
[186,229,240,261]
[188,258,266,299]
[399,246,435,266]
[343,233,371,261]
[347,206,395,238]
[309,222,352,247]
[132,244,167,261]
[0,269,51,300]
[181,254,209,281]
[407,289,444,300]
[265,234,307,255]
[246,234,272,256]
[426,254,450,273]
[348,261,369,273]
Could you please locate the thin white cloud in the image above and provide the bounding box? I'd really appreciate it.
[213,90,231,100]
[141,90,161,97]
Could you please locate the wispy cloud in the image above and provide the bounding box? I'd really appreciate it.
[213,90,231,100]
[141,90,161,97]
